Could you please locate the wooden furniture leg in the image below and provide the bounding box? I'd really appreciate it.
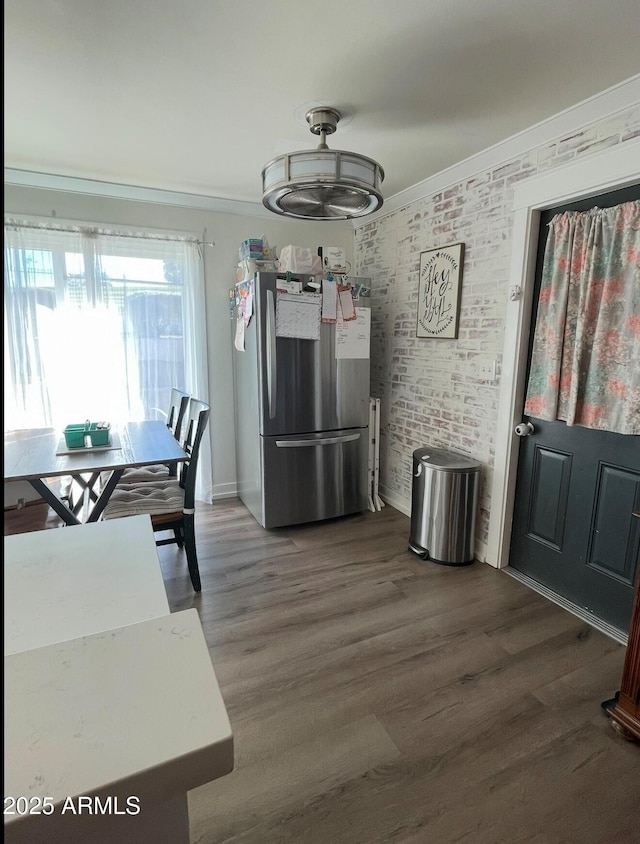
[603,511,640,742]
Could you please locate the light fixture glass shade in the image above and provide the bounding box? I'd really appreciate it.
[261,108,384,220]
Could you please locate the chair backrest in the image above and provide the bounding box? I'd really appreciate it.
[167,388,190,440]
[178,398,210,507]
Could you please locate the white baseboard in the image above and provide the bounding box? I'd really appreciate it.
[379,488,410,517]
[211,482,238,501]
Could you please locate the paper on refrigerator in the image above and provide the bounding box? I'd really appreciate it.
[336,307,371,359]
[234,279,254,351]
[275,292,322,340]
[321,277,337,323]
[337,283,357,321]
[235,279,254,325]
[234,316,245,351]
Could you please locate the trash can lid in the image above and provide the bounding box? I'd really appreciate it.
[413,446,481,472]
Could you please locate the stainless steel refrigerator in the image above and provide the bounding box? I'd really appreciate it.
[232,271,371,528]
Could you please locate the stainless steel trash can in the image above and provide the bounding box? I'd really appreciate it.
[408,446,480,565]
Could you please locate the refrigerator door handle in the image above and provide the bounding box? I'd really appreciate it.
[266,289,277,419]
[276,433,361,448]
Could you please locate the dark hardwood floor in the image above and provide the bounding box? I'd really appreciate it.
[5,499,639,843]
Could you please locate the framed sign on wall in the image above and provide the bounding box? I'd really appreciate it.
[417,242,465,339]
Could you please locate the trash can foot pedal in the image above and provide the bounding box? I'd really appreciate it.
[408,542,429,559]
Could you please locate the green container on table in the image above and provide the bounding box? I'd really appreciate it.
[63,423,88,448]
[63,421,110,448]
[87,422,110,446]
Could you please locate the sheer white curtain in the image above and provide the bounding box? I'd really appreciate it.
[4,218,212,502]
[5,225,85,427]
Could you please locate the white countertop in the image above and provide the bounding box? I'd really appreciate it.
[4,515,170,655]
[4,609,234,843]
[4,517,234,843]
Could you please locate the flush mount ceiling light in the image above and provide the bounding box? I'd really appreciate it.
[261,107,384,220]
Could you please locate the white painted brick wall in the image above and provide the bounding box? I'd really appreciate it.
[354,105,640,562]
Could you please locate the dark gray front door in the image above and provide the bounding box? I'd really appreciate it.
[509,186,640,634]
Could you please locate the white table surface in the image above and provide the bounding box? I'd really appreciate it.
[4,609,234,844]
[4,515,169,655]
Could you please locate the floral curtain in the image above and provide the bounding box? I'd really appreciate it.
[524,200,640,435]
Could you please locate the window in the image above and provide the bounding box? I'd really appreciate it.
[4,218,212,500]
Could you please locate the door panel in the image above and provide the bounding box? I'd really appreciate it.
[528,446,572,550]
[512,418,640,632]
[509,184,640,634]
[589,465,640,586]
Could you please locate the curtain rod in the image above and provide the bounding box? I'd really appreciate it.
[4,218,215,248]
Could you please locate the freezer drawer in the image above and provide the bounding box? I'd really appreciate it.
[260,427,369,528]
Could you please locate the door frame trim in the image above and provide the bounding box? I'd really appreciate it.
[486,137,640,569]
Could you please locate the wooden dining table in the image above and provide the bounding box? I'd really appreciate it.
[4,421,188,526]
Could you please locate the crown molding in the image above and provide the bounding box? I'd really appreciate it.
[3,169,271,219]
[354,73,640,226]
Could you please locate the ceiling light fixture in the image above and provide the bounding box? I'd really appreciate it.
[261,107,384,220]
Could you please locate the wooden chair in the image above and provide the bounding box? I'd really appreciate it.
[103,399,210,591]
[119,388,190,484]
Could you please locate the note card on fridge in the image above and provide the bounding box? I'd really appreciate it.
[321,277,337,323]
[336,307,371,359]
[337,284,356,321]
[234,316,246,351]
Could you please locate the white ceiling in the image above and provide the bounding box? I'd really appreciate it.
[5,0,640,210]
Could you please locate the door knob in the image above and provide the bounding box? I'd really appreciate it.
[514,421,535,437]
